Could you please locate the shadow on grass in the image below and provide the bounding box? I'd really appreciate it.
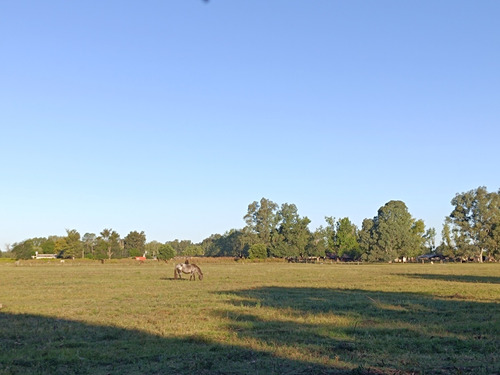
[2,288,498,375]
[400,273,500,284]
[0,312,355,375]
[217,287,499,375]
[159,277,193,281]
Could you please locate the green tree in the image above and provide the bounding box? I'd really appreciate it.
[335,217,361,259]
[124,231,146,257]
[145,240,163,259]
[30,237,48,254]
[82,233,97,259]
[157,243,176,261]
[41,237,56,254]
[363,200,426,262]
[270,203,311,258]
[98,229,121,260]
[306,226,328,257]
[324,216,337,252]
[54,237,69,257]
[201,234,222,257]
[410,219,426,256]
[438,223,454,257]
[358,218,375,259]
[447,186,500,262]
[183,245,204,257]
[1,244,13,258]
[488,219,500,260]
[12,240,35,259]
[168,240,192,256]
[224,229,252,258]
[248,243,267,259]
[61,229,83,259]
[244,198,279,252]
[423,227,437,252]
[450,222,475,260]
[202,230,250,258]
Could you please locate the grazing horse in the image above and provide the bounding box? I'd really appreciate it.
[174,263,203,281]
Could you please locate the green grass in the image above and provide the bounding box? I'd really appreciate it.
[0,260,499,374]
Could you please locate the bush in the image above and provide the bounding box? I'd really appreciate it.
[248,244,267,259]
[158,244,176,261]
[129,248,142,257]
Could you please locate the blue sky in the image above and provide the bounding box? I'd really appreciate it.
[1,1,499,249]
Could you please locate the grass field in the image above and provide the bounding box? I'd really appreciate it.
[0,260,499,375]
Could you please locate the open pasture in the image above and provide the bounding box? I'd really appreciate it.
[0,260,499,374]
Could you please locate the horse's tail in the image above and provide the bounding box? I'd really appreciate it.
[174,264,178,279]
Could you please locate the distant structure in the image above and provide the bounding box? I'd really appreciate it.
[135,251,147,263]
[32,251,57,259]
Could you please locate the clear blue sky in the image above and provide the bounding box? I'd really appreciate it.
[1,1,499,249]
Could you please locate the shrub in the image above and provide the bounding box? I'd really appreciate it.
[248,244,267,259]
[158,244,176,261]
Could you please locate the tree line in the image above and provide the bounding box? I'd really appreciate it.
[5,186,500,262]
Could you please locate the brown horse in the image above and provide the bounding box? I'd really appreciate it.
[174,263,203,281]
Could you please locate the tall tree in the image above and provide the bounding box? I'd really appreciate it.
[145,240,163,259]
[124,231,146,257]
[225,229,252,258]
[183,245,204,256]
[448,186,500,262]
[98,229,121,260]
[358,218,375,259]
[363,200,426,261]
[82,233,97,258]
[423,227,437,252]
[439,223,454,256]
[335,217,361,259]
[307,226,328,257]
[248,243,267,259]
[203,229,250,258]
[244,198,279,250]
[12,240,35,259]
[41,237,56,254]
[1,244,12,258]
[54,237,69,257]
[324,216,337,252]
[410,219,426,256]
[270,203,311,258]
[62,229,83,259]
[157,243,176,261]
[168,239,192,256]
[201,234,223,257]
[488,213,500,260]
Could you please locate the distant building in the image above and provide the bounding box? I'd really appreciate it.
[32,251,57,259]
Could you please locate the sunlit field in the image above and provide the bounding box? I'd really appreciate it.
[1,259,499,374]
